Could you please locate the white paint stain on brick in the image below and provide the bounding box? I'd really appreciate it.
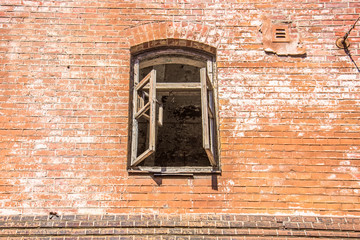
[337,166,359,174]
[252,165,274,172]
[336,75,358,80]
[328,174,337,179]
[319,125,333,130]
[334,158,360,184]
[0,208,22,215]
[34,143,48,150]
[228,180,235,186]
[34,136,96,144]
[78,208,105,215]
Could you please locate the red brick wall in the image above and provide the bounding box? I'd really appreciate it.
[0,0,359,216]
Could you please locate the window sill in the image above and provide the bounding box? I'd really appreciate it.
[128,166,221,175]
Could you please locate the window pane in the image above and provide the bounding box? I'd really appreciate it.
[154,93,209,167]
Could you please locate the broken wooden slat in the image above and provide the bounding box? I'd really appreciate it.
[143,82,201,91]
[135,71,152,91]
[131,149,154,167]
[157,102,163,127]
[200,68,216,167]
[148,70,157,153]
[131,60,140,166]
[134,102,150,119]
[140,56,206,69]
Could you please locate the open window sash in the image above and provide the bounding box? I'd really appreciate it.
[200,68,217,167]
[131,69,157,167]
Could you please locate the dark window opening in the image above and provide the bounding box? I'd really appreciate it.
[129,50,219,174]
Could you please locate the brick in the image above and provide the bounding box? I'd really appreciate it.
[102,215,116,221]
[115,215,128,221]
[243,222,257,228]
[52,221,66,228]
[107,221,120,227]
[80,221,94,227]
[118,238,133,240]
[113,228,127,235]
[230,221,243,228]
[61,215,75,220]
[66,221,81,227]
[107,237,120,240]
[160,236,175,240]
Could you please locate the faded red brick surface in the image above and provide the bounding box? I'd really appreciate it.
[0,0,359,217]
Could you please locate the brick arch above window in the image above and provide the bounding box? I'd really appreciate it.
[130,38,216,56]
[124,22,225,53]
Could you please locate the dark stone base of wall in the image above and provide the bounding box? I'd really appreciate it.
[1,214,359,239]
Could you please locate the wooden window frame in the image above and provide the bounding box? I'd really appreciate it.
[128,49,220,174]
[130,69,157,167]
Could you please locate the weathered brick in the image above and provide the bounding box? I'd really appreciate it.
[52,221,67,228]
[0,0,360,238]
[107,237,120,240]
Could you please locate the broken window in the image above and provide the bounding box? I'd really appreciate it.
[128,49,219,174]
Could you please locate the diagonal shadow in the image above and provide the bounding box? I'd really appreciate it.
[344,46,360,73]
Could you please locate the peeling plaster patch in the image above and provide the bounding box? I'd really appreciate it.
[260,16,306,56]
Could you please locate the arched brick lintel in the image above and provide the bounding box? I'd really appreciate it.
[130,38,216,56]
[125,22,224,55]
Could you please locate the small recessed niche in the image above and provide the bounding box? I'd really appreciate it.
[271,25,290,43]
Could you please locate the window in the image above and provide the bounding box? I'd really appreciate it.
[128,48,219,174]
